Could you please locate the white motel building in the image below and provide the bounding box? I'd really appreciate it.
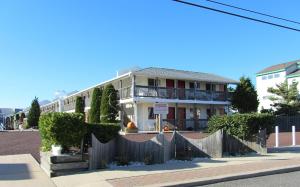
[39,67,238,132]
[256,59,300,111]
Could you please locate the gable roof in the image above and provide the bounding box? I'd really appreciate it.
[132,67,238,84]
[257,59,300,75]
[287,69,300,78]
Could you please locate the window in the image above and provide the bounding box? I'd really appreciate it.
[274,74,280,78]
[189,82,195,89]
[206,83,211,91]
[148,79,159,87]
[212,84,216,91]
[148,107,155,119]
[262,76,267,80]
[268,74,273,79]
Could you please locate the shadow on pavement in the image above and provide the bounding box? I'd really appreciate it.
[0,164,31,180]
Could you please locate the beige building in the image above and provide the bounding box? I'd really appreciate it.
[40,67,238,132]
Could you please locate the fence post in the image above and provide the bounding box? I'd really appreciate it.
[275,126,279,148]
[292,126,296,146]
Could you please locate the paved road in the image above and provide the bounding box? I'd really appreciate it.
[202,171,300,187]
[0,130,41,162]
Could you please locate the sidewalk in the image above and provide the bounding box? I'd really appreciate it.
[0,154,55,187]
[52,152,300,187]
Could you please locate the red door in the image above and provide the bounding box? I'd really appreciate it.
[167,107,175,128]
[166,79,175,98]
[178,107,186,130]
[178,80,185,99]
[167,107,175,119]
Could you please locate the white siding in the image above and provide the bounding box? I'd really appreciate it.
[256,71,286,110]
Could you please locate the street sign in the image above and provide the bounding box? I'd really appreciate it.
[153,103,169,115]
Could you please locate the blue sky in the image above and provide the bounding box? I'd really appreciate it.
[1,0,300,108]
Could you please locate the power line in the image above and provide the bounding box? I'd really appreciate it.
[204,0,300,25]
[173,0,300,32]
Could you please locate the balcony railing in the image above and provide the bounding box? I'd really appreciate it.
[134,85,230,101]
[162,119,208,131]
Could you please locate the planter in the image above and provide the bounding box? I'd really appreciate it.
[51,145,62,156]
[125,127,138,133]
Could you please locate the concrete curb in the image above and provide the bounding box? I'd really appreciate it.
[158,165,300,187]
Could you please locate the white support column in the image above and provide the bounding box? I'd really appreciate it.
[275,126,279,148]
[131,75,135,98]
[58,99,64,112]
[292,126,296,146]
[133,102,138,128]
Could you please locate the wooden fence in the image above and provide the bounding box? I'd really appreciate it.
[89,134,116,169]
[89,129,266,170]
[175,130,223,158]
[223,129,267,155]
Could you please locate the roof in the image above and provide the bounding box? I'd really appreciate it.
[257,59,300,75]
[287,69,300,78]
[132,67,238,84]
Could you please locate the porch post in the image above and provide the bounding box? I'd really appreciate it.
[194,81,197,100]
[193,104,198,131]
[131,75,136,97]
[133,102,138,128]
[175,103,178,130]
[120,80,123,99]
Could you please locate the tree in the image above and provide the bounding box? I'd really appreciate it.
[267,80,300,115]
[88,87,102,123]
[27,97,41,128]
[231,76,259,113]
[100,84,119,123]
[20,113,26,123]
[15,114,20,121]
[75,96,85,114]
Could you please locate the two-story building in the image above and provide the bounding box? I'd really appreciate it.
[40,67,238,132]
[256,59,300,111]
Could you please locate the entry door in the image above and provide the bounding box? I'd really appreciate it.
[178,107,186,130]
[166,79,175,98]
[167,107,175,128]
[178,80,185,99]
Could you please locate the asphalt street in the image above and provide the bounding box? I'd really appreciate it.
[201,171,300,187]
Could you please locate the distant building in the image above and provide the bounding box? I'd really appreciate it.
[256,59,300,111]
[0,108,23,129]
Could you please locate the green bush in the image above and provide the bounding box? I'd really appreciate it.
[208,113,275,140]
[89,87,102,123]
[75,96,85,114]
[27,97,41,128]
[39,112,87,151]
[86,123,120,143]
[100,84,119,123]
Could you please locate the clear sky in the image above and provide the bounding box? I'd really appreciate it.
[1,0,300,108]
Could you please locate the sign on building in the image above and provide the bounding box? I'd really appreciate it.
[153,103,169,115]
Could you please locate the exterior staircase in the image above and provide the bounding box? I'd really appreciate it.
[40,152,89,177]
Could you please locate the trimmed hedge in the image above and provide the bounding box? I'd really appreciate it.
[86,123,120,143]
[39,112,87,151]
[208,113,275,140]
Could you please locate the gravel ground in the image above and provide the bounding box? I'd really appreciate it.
[0,131,41,163]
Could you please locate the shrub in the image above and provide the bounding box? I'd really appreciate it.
[86,123,120,143]
[75,96,85,114]
[100,84,119,123]
[231,76,259,113]
[89,88,102,123]
[115,155,129,166]
[39,112,87,151]
[144,153,154,165]
[27,97,41,128]
[208,113,275,140]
